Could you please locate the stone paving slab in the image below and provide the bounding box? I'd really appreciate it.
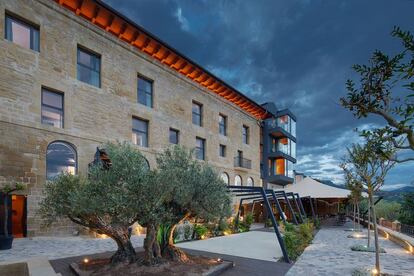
[286,221,414,276]
[0,235,144,263]
[178,231,283,262]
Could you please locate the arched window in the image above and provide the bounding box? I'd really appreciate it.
[143,157,150,171]
[220,172,229,185]
[234,175,242,186]
[46,141,77,180]
[247,177,254,186]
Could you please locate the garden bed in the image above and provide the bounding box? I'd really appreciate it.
[70,251,234,276]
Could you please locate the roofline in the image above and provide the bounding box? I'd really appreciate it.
[55,0,268,119]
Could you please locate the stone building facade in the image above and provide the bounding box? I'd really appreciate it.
[0,0,270,236]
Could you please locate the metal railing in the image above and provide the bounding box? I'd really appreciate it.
[233,157,252,169]
[401,223,414,237]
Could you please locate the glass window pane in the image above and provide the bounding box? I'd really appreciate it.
[235,175,242,186]
[132,118,148,147]
[46,142,76,180]
[11,20,31,49]
[220,173,229,185]
[77,48,100,87]
[42,106,63,128]
[78,50,93,67]
[169,129,179,144]
[42,90,63,108]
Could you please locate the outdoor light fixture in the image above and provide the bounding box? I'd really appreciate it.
[83,258,89,264]
[217,258,222,262]
[372,268,378,275]
[385,232,389,239]
[201,235,205,240]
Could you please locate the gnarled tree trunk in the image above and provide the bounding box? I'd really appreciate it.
[109,230,136,264]
[162,215,190,262]
[142,224,161,265]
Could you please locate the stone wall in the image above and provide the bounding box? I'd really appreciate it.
[0,0,263,236]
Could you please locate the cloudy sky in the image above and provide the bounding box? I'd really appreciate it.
[104,0,413,189]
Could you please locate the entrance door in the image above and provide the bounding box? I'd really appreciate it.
[11,195,27,237]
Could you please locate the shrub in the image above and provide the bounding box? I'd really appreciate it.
[284,222,295,232]
[218,219,229,232]
[245,213,254,227]
[183,223,193,241]
[298,221,314,244]
[265,219,273,227]
[313,218,321,229]
[283,231,302,260]
[194,224,208,239]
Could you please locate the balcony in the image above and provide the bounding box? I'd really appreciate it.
[266,174,294,186]
[268,150,296,163]
[234,156,252,169]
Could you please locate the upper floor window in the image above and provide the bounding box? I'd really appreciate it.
[169,128,179,144]
[219,144,226,157]
[46,141,77,180]
[242,125,249,144]
[195,137,205,160]
[219,114,227,136]
[77,47,101,88]
[41,88,63,128]
[137,76,153,107]
[5,14,39,51]
[192,101,202,126]
[132,118,148,147]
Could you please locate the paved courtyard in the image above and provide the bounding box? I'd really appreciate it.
[0,235,145,263]
[286,221,414,276]
[177,230,283,262]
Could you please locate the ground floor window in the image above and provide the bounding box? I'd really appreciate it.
[221,172,229,185]
[46,141,77,180]
[235,175,242,186]
[247,177,254,186]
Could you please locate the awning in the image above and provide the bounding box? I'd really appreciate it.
[274,177,366,199]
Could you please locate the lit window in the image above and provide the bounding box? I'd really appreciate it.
[192,102,202,126]
[221,172,229,185]
[169,128,179,144]
[77,47,101,87]
[242,125,249,144]
[137,76,153,107]
[219,144,226,157]
[219,114,227,136]
[46,141,77,180]
[195,137,205,160]
[5,14,39,51]
[132,118,148,147]
[247,177,254,186]
[41,88,63,128]
[234,175,242,186]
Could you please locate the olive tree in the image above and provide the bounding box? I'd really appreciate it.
[39,142,152,264]
[155,146,231,261]
[340,27,414,163]
[342,139,395,274]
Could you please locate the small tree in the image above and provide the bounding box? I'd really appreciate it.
[39,142,152,264]
[1,183,24,238]
[340,27,414,163]
[344,174,363,231]
[399,192,414,225]
[155,146,231,261]
[342,139,395,274]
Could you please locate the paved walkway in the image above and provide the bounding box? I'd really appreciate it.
[286,221,414,276]
[177,230,283,262]
[0,235,145,263]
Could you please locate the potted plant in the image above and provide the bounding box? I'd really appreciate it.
[0,183,24,250]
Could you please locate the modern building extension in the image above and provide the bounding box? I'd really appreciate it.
[0,0,296,237]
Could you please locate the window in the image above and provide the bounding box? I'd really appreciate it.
[219,144,226,157]
[219,114,227,136]
[234,175,242,186]
[220,172,229,185]
[41,88,63,128]
[77,47,101,87]
[5,14,39,51]
[242,125,249,144]
[247,177,254,187]
[132,118,148,147]
[46,141,77,180]
[192,102,202,126]
[169,128,179,144]
[195,137,205,160]
[137,76,153,107]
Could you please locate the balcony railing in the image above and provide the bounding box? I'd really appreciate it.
[234,157,252,169]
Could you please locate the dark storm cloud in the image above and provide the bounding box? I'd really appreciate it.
[103,0,414,188]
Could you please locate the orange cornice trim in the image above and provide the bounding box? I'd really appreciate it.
[55,0,268,119]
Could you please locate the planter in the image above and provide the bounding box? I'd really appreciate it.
[0,235,14,250]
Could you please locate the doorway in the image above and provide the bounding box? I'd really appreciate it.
[11,195,27,237]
